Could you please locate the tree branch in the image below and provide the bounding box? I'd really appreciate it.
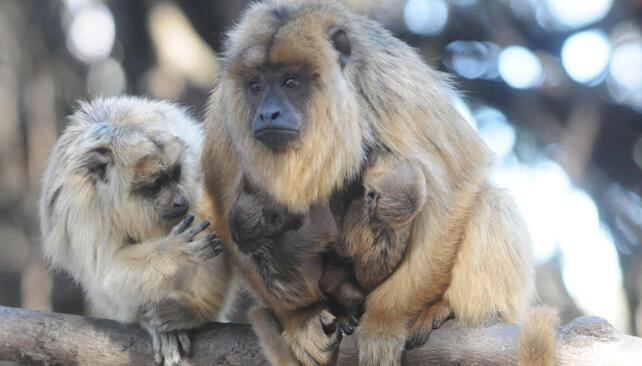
[1,305,641,365]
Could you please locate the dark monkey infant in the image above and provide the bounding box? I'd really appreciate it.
[228,151,427,332]
[228,180,365,334]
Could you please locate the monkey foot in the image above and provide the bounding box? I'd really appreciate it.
[405,302,454,350]
[284,309,343,366]
[145,325,192,366]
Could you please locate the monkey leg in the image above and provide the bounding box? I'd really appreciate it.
[280,307,343,366]
[355,310,407,366]
[405,300,454,350]
[356,330,405,366]
[249,307,299,366]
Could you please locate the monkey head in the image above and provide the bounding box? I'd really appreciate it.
[51,97,204,242]
[228,179,304,254]
[362,154,428,229]
[228,178,339,258]
[220,2,370,211]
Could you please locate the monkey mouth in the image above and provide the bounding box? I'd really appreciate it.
[161,207,189,221]
[254,128,300,152]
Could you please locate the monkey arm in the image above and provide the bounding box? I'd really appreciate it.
[356,183,533,365]
[101,241,192,301]
[100,216,222,308]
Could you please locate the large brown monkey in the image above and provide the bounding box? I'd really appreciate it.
[202,1,535,365]
[40,97,231,366]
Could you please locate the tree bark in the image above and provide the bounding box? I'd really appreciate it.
[1,306,641,366]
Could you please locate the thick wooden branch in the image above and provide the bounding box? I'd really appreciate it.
[1,306,641,365]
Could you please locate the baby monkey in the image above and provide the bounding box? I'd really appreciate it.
[341,152,427,291]
[228,179,365,334]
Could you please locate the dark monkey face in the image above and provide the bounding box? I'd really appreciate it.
[243,65,315,152]
[229,181,304,253]
[132,163,189,221]
[221,6,362,211]
[225,12,352,153]
[84,133,193,240]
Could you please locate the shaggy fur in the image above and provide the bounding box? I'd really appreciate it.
[40,96,231,366]
[202,1,536,365]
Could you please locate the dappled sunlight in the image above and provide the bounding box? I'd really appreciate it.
[489,156,627,331]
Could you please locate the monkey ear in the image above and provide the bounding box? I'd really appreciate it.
[329,27,351,68]
[85,147,112,184]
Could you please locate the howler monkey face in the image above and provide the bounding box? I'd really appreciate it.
[228,181,304,254]
[224,4,354,153]
[243,65,315,152]
[84,134,193,239]
[220,4,366,210]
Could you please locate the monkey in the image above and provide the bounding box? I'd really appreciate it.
[39,96,232,366]
[201,1,536,365]
[228,179,365,334]
[340,152,427,292]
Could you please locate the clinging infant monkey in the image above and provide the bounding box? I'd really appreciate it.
[228,180,365,334]
[39,96,231,366]
[341,152,427,291]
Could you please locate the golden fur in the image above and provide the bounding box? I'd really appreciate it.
[202,1,535,365]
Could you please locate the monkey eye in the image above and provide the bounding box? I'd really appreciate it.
[172,165,182,181]
[149,178,163,195]
[283,77,299,89]
[263,209,282,226]
[248,79,262,94]
[269,213,281,225]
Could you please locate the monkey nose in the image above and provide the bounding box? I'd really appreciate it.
[259,111,281,121]
[173,195,188,208]
[168,196,189,218]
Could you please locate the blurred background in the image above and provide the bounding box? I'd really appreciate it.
[0,0,640,336]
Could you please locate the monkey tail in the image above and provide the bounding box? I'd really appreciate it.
[518,305,560,366]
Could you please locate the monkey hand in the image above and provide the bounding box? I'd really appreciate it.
[405,301,453,350]
[145,298,205,333]
[282,309,343,366]
[336,314,360,336]
[144,323,192,366]
[166,215,223,261]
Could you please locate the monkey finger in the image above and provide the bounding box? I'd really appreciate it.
[319,309,338,337]
[349,315,360,327]
[338,319,354,335]
[178,331,192,357]
[432,309,454,330]
[404,331,430,351]
[161,333,182,366]
[189,235,223,260]
[181,220,210,241]
[172,215,195,235]
[210,240,224,258]
[146,327,163,365]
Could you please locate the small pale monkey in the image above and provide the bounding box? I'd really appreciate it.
[341,152,427,291]
[39,96,231,366]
